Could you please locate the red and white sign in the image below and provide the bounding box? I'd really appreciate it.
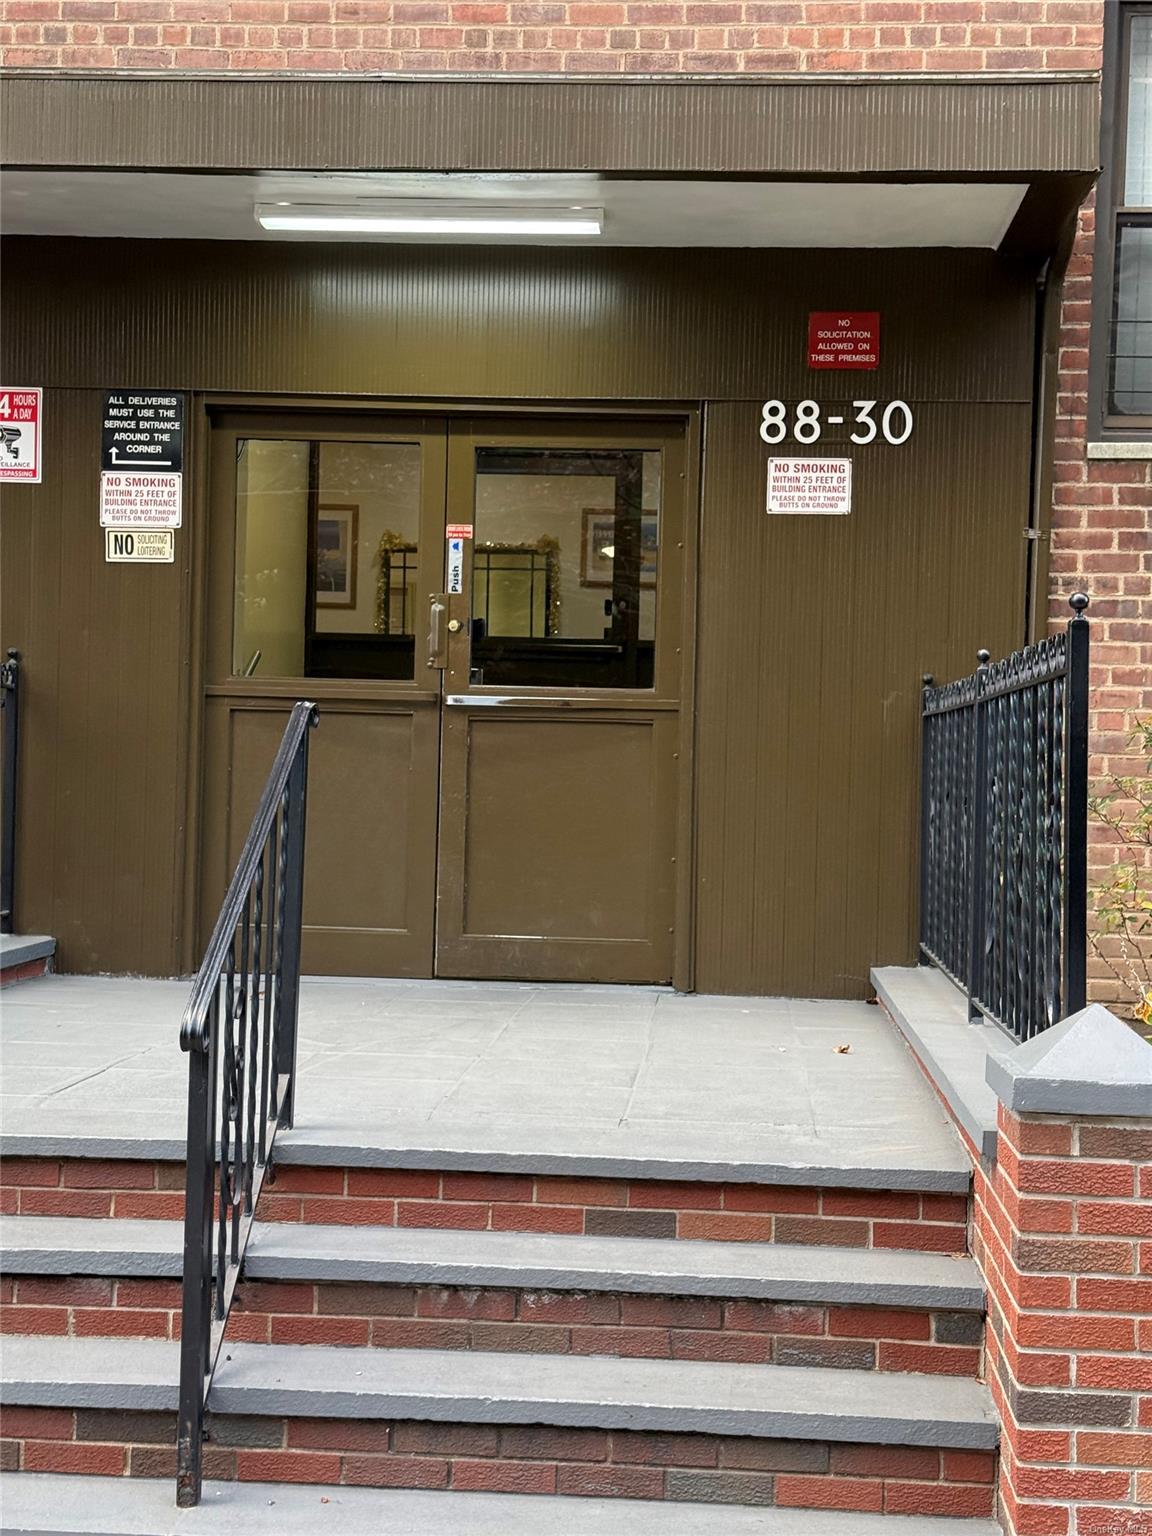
[808,312,880,370]
[0,387,43,482]
[99,471,182,528]
[767,457,852,515]
[446,523,473,540]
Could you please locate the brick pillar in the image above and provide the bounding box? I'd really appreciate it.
[974,1007,1152,1536]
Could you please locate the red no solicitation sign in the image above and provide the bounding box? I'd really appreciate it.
[808,312,880,370]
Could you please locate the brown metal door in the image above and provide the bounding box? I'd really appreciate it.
[202,411,448,977]
[434,418,688,983]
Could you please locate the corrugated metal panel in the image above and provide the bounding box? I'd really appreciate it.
[0,243,1036,989]
[0,390,190,974]
[693,400,1030,998]
[1,74,1100,175]
[2,240,1033,404]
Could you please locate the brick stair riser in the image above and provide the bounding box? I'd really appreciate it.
[0,1161,970,1252]
[0,958,50,988]
[0,1407,998,1516]
[0,1278,984,1377]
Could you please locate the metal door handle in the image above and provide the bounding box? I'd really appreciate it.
[427,599,447,669]
[446,695,579,709]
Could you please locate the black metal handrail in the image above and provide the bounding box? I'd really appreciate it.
[920,595,1089,1043]
[176,701,318,1507]
[1,649,20,936]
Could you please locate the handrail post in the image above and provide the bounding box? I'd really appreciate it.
[175,1032,215,1508]
[967,651,991,1022]
[918,674,934,960]
[176,701,317,1508]
[1063,593,1090,1016]
[1,648,20,936]
[275,719,313,1130]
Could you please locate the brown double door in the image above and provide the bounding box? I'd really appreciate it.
[202,411,688,984]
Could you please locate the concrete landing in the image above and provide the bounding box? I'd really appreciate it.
[0,976,970,1189]
[0,1474,1006,1536]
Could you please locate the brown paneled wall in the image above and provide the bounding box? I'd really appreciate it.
[0,389,191,974]
[694,402,1029,997]
[0,238,1036,990]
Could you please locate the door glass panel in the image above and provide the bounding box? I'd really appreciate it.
[471,447,661,689]
[233,438,422,680]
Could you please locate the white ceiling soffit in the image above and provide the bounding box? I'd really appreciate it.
[0,171,1028,249]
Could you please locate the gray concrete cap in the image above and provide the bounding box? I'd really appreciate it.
[985,1004,1152,1118]
[872,965,1009,1160]
[0,1472,1006,1536]
[1,1337,998,1450]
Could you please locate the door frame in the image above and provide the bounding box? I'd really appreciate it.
[184,395,702,992]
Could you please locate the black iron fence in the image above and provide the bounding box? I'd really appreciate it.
[176,701,318,1507]
[1,649,20,936]
[920,595,1089,1042]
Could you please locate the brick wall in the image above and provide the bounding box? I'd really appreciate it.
[972,1106,1152,1536]
[0,2,1107,75]
[1049,197,1152,1021]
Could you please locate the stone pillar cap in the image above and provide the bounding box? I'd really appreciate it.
[985,1004,1152,1118]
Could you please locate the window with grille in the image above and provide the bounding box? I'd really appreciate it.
[1092,4,1152,435]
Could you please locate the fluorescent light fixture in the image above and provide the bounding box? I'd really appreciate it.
[256,202,603,237]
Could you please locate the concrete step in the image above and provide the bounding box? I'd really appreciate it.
[0,1215,986,1309]
[0,1473,1006,1535]
[2,1336,998,1449]
[0,934,55,986]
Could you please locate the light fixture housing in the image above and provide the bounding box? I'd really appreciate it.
[255,202,603,239]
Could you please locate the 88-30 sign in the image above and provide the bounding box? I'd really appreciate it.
[760,399,914,446]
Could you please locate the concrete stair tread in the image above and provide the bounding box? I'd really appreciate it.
[0,934,55,969]
[0,1473,1006,1535]
[1,1336,998,1449]
[0,1215,985,1310]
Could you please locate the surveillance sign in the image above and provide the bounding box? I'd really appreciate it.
[100,391,185,527]
[0,387,43,482]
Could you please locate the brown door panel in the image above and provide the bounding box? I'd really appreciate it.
[434,707,678,984]
[205,700,439,978]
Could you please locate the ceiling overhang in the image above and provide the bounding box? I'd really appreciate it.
[0,71,1100,258]
[2,172,1036,250]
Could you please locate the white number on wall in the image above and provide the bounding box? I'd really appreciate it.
[760,399,915,447]
[759,400,788,445]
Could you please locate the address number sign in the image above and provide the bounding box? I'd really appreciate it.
[759,399,914,447]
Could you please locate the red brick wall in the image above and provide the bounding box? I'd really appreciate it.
[1049,197,1152,1020]
[0,2,1107,75]
[972,1107,1152,1536]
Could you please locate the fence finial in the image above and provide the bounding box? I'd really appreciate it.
[1069,591,1089,617]
[977,649,991,666]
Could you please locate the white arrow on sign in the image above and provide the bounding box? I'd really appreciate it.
[109,448,172,466]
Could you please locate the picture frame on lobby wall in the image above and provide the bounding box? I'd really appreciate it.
[580,509,658,589]
[316,503,358,607]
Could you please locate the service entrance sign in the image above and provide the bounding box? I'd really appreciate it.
[101,391,184,472]
[100,391,185,528]
[767,457,852,514]
[0,387,43,482]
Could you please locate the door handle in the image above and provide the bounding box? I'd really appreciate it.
[427,597,447,669]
